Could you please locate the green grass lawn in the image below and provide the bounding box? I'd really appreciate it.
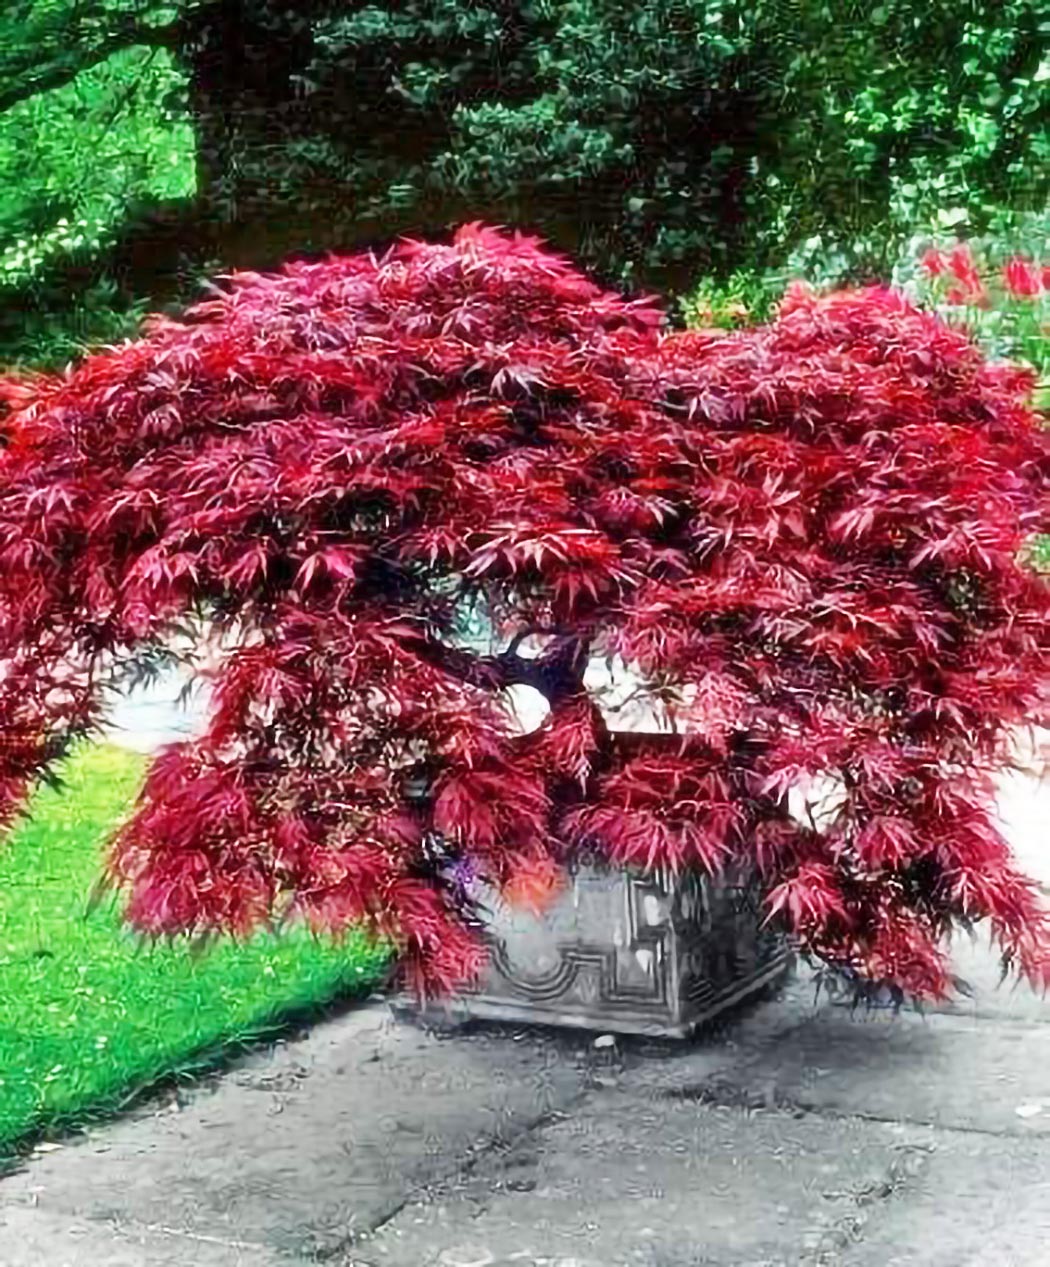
[0,743,390,1157]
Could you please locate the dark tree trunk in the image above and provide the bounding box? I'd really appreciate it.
[176,0,319,224]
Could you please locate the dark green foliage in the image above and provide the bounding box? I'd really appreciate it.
[177,0,765,296]
[2,0,1049,364]
[176,0,1050,297]
[0,278,150,372]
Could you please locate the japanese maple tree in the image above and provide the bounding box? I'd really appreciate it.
[2,222,1049,1001]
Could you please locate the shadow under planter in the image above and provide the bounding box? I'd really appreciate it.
[410,861,792,1040]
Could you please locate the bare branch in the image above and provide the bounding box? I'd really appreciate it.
[404,629,592,707]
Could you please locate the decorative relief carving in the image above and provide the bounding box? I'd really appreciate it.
[411,862,791,1039]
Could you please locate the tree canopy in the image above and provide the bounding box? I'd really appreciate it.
[2,224,1048,1000]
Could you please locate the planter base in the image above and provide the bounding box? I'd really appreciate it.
[405,862,792,1039]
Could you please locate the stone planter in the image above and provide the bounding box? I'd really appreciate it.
[411,860,791,1039]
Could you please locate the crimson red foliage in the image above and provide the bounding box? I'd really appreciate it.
[2,223,1049,1001]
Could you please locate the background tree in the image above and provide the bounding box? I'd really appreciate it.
[0,2,198,365]
[173,0,1050,290]
[762,0,1050,281]
[2,224,1048,1001]
[2,1,1048,369]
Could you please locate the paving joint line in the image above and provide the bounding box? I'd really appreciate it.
[323,1088,594,1261]
[101,1216,271,1253]
[659,1079,1050,1140]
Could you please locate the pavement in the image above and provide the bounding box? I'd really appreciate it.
[2,948,1049,1267]
[0,686,1045,1265]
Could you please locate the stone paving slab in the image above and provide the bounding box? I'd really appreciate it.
[0,1205,284,1267]
[100,671,210,754]
[0,1006,591,1265]
[839,1132,1050,1267]
[348,1090,940,1267]
[351,980,1050,1267]
[4,958,1050,1267]
[995,759,1050,884]
[927,935,1050,1024]
[699,1006,1050,1136]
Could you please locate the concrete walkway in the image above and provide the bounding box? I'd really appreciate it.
[1,949,1048,1267]
[2,681,1045,1265]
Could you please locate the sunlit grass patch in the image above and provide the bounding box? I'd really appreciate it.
[0,743,388,1155]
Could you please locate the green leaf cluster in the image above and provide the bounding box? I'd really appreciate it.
[175,0,1048,298]
[0,4,196,366]
[0,44,194,288]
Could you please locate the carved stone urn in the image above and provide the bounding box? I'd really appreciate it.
[435,858,791,1039]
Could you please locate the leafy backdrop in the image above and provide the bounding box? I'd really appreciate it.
[1,1,1048,368]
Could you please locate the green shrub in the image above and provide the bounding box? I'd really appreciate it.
[0,277,150,372]
[170,0,1050,296]
[677,269,782,329]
